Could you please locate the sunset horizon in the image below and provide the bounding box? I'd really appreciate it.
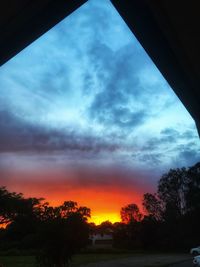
[1,168,147,225]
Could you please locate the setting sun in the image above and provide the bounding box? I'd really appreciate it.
[89,213,121,225]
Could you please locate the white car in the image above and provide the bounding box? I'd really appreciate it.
[193,255,200,266]
[191,246,200,255]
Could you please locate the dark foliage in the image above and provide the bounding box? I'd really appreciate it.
[120,203,142,224]
[113,161,200,251]
[0,188,90,266]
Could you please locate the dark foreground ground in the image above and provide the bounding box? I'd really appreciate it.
[78,254,191,267]
[170,260,193,267]
[0,253,192,267]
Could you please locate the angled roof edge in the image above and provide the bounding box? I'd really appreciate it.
[112,0,200,136]
[0,0,87,66]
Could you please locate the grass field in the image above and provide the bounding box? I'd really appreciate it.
[0,253,132,267]
[0,256,35,267]
[0,253,190,267]
[72,253,133,266]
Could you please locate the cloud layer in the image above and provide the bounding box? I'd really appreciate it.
[0,0,199,215]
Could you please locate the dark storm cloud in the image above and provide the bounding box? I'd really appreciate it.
[160,127,199,143]
[132,127,200,167]
[175,143,200,166]
[64,165,155,192]
[143,127,198,152]
[142,138,159,151]
[132,151,163,166]
[141,135,177,152]
[0,110,121,153]
[87,42,150,128]
[181,129,197,139]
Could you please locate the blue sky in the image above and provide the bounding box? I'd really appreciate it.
[0,0,199,198]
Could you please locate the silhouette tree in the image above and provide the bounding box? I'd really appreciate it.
[139,215,161,250]
[0,186,31,225]
[119,203,143,248]
[158,168,188,220]
[36,202,91,267]
[98,221,113,234]
[120,203,142,224]
[186,162,200,213]
[0,187,44,250]
[0,187,91,264]
[113,222,129,248]
[142,193,163,221]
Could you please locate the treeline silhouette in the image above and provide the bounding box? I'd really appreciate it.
[0,161,200,266]
[112,161,200,251]
[0,193,90,266]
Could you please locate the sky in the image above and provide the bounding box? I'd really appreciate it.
[0,0,199,224]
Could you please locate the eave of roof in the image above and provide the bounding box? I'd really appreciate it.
[0,0,87,66]
[111,0,200,135]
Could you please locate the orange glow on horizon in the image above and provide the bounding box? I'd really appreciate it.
[2,183,144,225]
[44,187,143,226]
[89,212,121,225]
[1,170,153,225]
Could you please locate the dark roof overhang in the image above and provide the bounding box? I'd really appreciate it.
[111,0,200,135]
[0,0,87,65]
